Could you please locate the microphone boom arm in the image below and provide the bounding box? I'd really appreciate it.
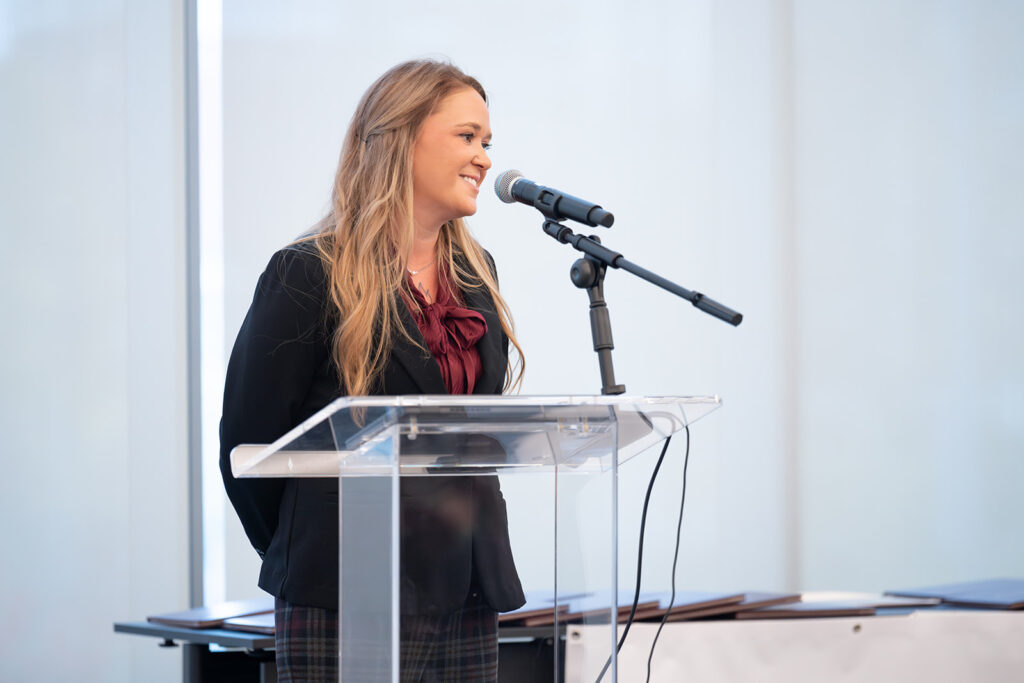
[542,220,744,326]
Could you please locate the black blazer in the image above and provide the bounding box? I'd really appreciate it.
[219,243,525,614]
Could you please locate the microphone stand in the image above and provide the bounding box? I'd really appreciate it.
[541,219,743,396]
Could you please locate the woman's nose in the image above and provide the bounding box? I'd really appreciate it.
[475,147,492,171]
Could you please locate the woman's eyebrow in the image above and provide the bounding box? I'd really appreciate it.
[454,122,492,139]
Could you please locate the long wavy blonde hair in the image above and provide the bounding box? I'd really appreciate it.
[305,59,523,397]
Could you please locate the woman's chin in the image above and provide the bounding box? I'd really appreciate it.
[452,203,478,221]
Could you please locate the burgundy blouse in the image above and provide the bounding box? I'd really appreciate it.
[406,272,487,395]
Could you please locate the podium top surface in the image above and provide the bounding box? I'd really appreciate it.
[231,394,720,479]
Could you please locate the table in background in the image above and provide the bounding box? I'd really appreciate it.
[114,621,560,683]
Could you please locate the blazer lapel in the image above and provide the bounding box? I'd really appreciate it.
[461,280,505,395]
[390,296,447,394]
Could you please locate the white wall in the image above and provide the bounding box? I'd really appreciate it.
[0,2,188,681]
[793,0,1024,590]
[216,0,1024,604]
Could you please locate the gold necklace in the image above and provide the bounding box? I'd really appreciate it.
[407,256,437,276]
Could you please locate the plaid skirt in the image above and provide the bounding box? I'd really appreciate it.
[275,593,498,682]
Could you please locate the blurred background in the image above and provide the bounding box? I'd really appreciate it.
[1,0,1021,680]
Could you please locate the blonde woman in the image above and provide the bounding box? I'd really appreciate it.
[220,60,525,681]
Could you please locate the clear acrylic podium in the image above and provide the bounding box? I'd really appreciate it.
[231,395,720,682]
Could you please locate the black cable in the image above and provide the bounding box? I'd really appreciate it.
[645,424,691,682]
[594,434,673,683]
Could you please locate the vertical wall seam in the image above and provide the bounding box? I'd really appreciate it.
[184,0,204,608]
[775,0,801,591]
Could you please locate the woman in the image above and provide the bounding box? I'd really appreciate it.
[219,60,525,681]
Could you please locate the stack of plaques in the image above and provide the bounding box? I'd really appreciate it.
[886,578,1024,610]
[147,597,275,633]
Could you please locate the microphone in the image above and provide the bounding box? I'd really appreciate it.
[494,170,614,228]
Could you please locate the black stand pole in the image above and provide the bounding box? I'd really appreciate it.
[569,252,626,395]
[541,219,743,394]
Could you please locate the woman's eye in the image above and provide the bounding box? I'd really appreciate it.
[459,132,491,151]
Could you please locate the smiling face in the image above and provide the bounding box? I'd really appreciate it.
[411,87,492,233]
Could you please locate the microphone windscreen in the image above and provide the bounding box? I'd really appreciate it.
[494,169,523,204]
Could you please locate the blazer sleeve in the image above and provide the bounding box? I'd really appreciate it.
[219,245,330,556]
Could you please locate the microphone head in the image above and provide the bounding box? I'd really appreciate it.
[494,169,523,204]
